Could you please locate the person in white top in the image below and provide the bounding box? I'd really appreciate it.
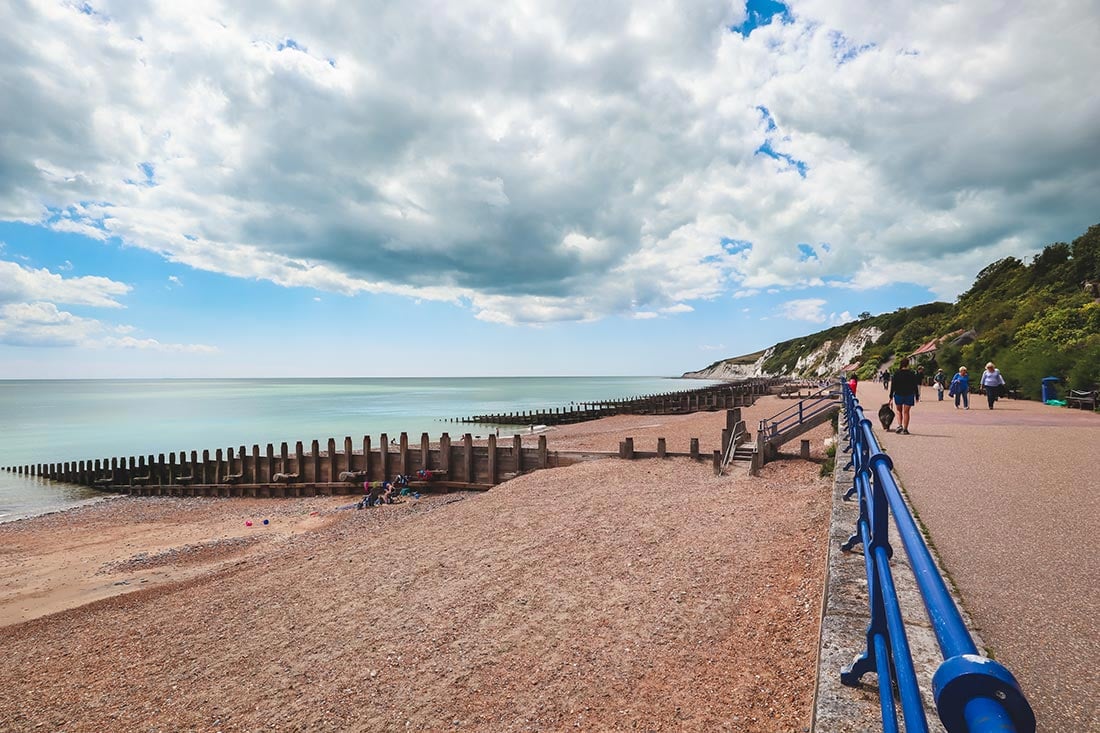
[980,362,1006,410]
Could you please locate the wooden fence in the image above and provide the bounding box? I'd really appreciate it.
[452,379,772,426]
[2,432,555,497]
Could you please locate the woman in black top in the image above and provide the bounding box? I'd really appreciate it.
[888,357,921,434]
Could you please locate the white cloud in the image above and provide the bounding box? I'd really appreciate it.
[102,336,218,353]
[0,260,130,307]
[0,302,105,346]
[0,300,217,351]
[780,298,829,323]
[167,275,182,287]
[0,0,1097,324]
[661,303,694,314]
[0,258,215,351]
[779,298,855,326]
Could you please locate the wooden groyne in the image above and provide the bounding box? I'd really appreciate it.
[3,407,752,499]
[3,432,554,497]
[450,379,775,426]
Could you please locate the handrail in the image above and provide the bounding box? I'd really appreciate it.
[720,418,748,468]
[838,383,1035,732]
[758,383,839,439]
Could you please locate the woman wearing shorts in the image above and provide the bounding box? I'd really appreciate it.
[888,357,921,434]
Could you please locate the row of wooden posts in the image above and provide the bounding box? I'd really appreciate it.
[454,380,771,425]
[3,432,553,497]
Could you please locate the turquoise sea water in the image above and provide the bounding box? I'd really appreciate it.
[0,376,719,522]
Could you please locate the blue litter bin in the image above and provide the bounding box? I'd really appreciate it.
[1041,377,1061,402]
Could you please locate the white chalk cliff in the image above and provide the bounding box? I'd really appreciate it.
[683,326,884,380]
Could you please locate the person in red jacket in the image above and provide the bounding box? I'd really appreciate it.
[847,374,858,395]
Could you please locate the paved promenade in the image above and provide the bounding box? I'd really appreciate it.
[868,387,1100,732]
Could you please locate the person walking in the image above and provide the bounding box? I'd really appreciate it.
[848,374,859,395]
[881,370,890,390]
[980,362,1006,409]
[933,368,947,401]
[888,357,920,434]
[949,366,971,409]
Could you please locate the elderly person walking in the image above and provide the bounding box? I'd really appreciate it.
[980,362,1006,409]
[949,367,971,409]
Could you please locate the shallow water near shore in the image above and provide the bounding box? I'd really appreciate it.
[0,376,720,522]
[0,474,107,523]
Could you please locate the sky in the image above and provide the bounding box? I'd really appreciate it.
[1,0,1098,378]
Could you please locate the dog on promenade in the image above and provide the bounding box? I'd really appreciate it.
[878,402,896,431]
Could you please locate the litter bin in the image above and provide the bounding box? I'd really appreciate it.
[1041,377,1061,403]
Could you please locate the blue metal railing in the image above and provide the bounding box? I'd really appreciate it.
[839,384,1035,733]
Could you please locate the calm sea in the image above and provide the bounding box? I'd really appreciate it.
[0,376,720,522]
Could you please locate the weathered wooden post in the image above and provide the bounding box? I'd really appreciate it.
[727,408,741,432]
[690,438,700,460]
[463,434,474,484]
[187,451,198,494]
[344,437,353,476]
[538,434,548,468]
[800,439,811,459]
[201,450,210,484]
[657,438,666,458]
[251,445,260,486]
[327,438,338,486]
[487,434,498,485]
[379,433,389,480]
[223,448,233,486]
[215,448,224,486]
[262,444,273,494]
[713,450,722,475]
[399,433,409,475]
[362,436,372,479]
[420,433,431,471]
[513,434,523,474]
[310,440,321,495]
[440,433,451,476]
[750,432,765,475]
[167,453,176,488]
[294,441,305,496]
[623,437,635,460]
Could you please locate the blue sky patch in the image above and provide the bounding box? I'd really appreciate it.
[797,243,817,261]
[757,106,777,132]
[829,31,876,65]
[732,0,791,37]
[756,141,808,178]
[721,238,753,255]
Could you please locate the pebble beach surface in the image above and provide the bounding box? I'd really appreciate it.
[0,397,834,732]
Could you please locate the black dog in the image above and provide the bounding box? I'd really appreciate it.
[878,402,896,431]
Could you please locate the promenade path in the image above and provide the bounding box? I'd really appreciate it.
[867,387,1100,732]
